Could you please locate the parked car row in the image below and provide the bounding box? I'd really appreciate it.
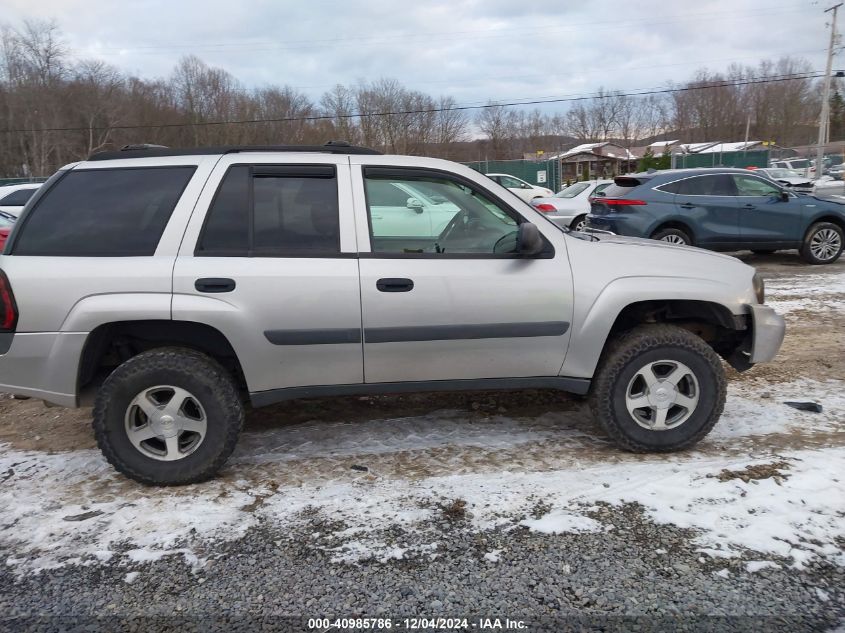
[585,168,845,264]
[529,179,612,231]
[0,183,41,218]
[0,212,16,250]
[484,173,554,202]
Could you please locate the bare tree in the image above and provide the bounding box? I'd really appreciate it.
[0,18,829,176]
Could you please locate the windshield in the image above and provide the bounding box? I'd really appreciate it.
[554,182,590,198]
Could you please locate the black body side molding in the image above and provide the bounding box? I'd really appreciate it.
[250,376,590,408]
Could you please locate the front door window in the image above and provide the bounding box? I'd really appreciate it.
[364,171,522,255]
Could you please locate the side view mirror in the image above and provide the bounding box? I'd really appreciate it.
[406,198,424,213]
[521,183,531,189]
[779,191,790,202]
[517,222,544,256]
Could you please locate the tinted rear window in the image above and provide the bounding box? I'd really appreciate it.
[0,188,37,206]
[197,164,340,256]
[665,174,736,196]
[601,184,637,198]
[13,167,195,256]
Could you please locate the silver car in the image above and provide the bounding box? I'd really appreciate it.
[530,180,613,231]
[0,143,785,485]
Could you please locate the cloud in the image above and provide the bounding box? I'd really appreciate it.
[0,0,828,110]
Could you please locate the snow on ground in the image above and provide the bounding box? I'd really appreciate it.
[1,374,842,575]
[763,271,845,315]
[2,265,843,576]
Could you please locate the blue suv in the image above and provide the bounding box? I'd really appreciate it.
[586,168,845,264]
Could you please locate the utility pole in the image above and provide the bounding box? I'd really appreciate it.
[816,3,842,180]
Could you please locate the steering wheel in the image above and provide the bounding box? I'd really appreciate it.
[436,209,468,246]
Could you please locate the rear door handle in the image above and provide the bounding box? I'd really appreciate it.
[195,278,236,293]
[377,278,414,292]
[679,203,695,209]
[743,204,756,209]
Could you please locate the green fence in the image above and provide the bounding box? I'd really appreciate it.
[463,159,562,192]
[671,150,769,169]
[0,177,48,187]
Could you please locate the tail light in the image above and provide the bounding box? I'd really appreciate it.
[534,203,557,212]
[0,270,18,332]
[590,197,647,207]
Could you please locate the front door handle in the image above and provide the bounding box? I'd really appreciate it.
[195,278,236,293]
[743,204,756,209]
[377,278,414,292]
[679,203,695,209]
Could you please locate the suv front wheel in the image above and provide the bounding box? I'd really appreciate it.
[800,222,843,264]
[589,325,726,452]
[93,347,244,485]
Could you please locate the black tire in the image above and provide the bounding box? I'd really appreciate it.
[588,324,726,452]
[569,214,587,232]
[93,347,244,486]
[799,222,844,265]
[751,249,776,255]
[650,227,692,246]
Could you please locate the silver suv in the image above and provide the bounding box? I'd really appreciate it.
[0,143,785,485]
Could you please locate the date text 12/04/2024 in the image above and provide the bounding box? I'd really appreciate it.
[307,617,527,630]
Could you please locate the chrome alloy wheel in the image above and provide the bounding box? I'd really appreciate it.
[625,360,700,430]
[810,228,842,262]
[124,385,207,461]
[660,234,687,245]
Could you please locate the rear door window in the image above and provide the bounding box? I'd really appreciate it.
[500,176,525,188]
[197,164,339,256]
[12,167,195,256]
[667,175,736,196]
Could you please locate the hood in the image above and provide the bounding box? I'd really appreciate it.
[583,231,742,262]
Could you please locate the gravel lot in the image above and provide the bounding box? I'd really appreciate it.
[1,250,843,633]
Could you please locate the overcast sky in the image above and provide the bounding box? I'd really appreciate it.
[0,0,834,109]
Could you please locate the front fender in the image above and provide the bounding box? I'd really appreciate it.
[559,275,743,378]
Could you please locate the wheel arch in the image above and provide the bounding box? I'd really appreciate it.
[806,213,845,235]
[649,219,696,244]
[78,320,247,404]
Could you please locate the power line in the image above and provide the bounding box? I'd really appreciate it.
[0,71,825,135]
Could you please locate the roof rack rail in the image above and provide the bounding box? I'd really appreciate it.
[88,140,381,161]
[120,143,170,151]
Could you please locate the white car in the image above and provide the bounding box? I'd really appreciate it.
[755,168,814,192]
[530,179,613,231]
[0,183,41,217]
[770,159,815,176]
[366,180,461,239]
[485,173,554,202]
[756,168,844,196]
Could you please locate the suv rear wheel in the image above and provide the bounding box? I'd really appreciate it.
[800,222,843,264]
[93,347,244,485]
[589,324,726,452]
[651,227,692,246]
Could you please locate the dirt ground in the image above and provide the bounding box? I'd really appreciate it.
[0,248,842,471]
